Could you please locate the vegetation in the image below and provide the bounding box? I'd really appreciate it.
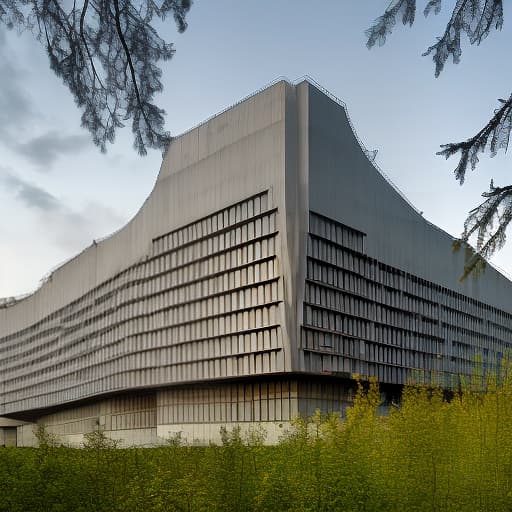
[367,1,511,278]
[4,369,512,511]
[0,0,192,155]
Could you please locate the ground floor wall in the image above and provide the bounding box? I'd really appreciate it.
[0,417,29,447]
[12,376,357,447]
[0,426,17,447]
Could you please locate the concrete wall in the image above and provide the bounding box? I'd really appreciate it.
[2,78,512,442]
[0,81,304,419]
[0,81,292,336]
[301,82,512,384]
[0,418,28,447]
[306,83,512,312]
[16,377,353,447]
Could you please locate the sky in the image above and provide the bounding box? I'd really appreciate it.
[1,1,512,298]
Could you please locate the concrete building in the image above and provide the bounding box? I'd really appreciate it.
[1,79,512,446]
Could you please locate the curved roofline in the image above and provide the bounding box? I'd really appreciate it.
[299,75,512,284]
[2,75,510,308]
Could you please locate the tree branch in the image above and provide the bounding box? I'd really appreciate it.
[438,95,512,184]
[112,0,161,154]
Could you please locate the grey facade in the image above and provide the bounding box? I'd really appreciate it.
[1,79,511,446]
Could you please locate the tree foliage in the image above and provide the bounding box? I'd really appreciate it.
[0,0,192,155]
[366,1,511,277]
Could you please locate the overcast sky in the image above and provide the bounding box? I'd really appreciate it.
[1,1,512,297]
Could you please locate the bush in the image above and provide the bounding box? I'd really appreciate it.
[4,372,512,511]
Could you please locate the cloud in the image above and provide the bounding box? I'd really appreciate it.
[51,202,124,252]
[3,172,60,211]
[1,172,124,252]
[15,131,91,167]
[0,34,36,139]
[0,31,90,168]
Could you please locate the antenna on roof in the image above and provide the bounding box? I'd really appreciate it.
[364,149,378,162]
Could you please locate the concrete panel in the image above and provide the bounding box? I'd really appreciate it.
[3,427,16,447]
[306,83,512,312]
[0,81,290,336]
[157,421,290,446]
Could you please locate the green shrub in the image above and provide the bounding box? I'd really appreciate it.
[5,371,512,511]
